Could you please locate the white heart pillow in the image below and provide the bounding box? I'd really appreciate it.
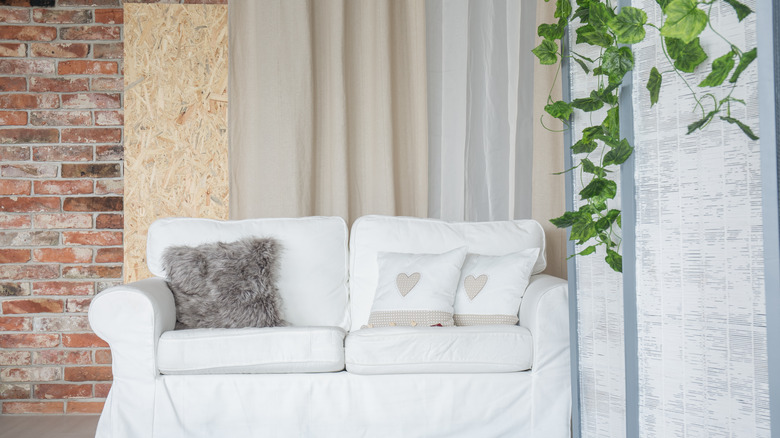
[453,248,540,326]
[366,247,467,328]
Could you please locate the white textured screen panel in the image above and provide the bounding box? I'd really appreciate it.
[632,0,770,436]
[569,29,627,438]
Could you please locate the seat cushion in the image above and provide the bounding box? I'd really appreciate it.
[344,325,533,375]
[157,326,346,374]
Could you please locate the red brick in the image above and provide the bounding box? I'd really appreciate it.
[59,0,120,6]
[95,384,111,398]
[34,315,90,332]
[60,26,120,41]
[0,9,30,24]
[67,401,104,414]
[94,181,121,195]
[0,230,59,246]
[61,128,120,144]
[184,0,228,3]
[62,333,107,348]
[61,93,119,109]
[0,111,27,125]
[94,350,111,365]
[65,298,91,313]
[0,264,60,280]
[31,43,89,58]
[94,9,122,24]
[1,367,61,383]
[0,179,31,195]
[95,213,122,228]
[63,196,122,212]
[0,214,31,229]
[0,334,59,349]
[0,43,26,57]
[0,59,54,74]
[0,93,58,109]
[0,384,30,400]
[2,401,64,414]
[94,109,122,124]
[34,248,92,263]
[64,366,112,382]
[30,110,91,126]
[34,383,91,399]
[95,247,121,263]
[33,281,93,296]
[61,164,120,179]
[0,128,58,144]
[62,265,121,279]
[2,298,63,314]
[0,351,31,365]
[33,146,92,162]
[33,350,92,366]
[92,42,122,59]
[1,163,57,178]
[33,9,92,24]
[34,181,93,196]
[0,26,57,41]
[30,77,89,93]
[0,0,29,6]
[58,60,118,75]
[0,77,26,91]
[0,316,32,331]
[95,145,122,161]
[0,197,60,212]
[0,145,29,161]
[0,249,30,263]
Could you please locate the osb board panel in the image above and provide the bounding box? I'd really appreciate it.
[124,4,229,283]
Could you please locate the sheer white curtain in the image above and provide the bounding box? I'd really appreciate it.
[426,0,538,222]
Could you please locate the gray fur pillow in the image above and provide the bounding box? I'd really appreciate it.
[161,237,285,330]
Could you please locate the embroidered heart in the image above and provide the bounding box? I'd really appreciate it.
[396,272,421,297]
[464,274,488,300]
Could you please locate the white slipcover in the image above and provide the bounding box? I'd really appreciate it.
[158,326,346,374]
[345,325,533,374]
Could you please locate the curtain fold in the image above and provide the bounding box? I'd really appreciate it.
[229,0,428,224]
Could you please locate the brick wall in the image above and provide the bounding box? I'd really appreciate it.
[0,0,225,416]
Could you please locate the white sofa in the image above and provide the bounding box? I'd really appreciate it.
[89,215,571,438]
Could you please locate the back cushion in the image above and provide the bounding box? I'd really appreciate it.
[348,216,546,331]
[147,217,350,330]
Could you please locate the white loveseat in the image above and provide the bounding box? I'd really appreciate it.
[89,215,571,437]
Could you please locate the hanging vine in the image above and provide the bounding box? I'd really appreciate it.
[533,0,758,273]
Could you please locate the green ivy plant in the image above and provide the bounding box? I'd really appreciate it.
[533,0,758,273]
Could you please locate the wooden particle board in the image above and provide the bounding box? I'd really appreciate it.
[124,4,229,283]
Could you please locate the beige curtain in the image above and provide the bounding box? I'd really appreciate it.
[229,0,428,224]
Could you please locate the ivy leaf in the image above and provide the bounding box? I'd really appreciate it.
[665,37,707,73]
[660,0,707,44]
[573,5,590,23]
[729,47,757,83]
[533,39,559,65]
[582,158,607,178]
[608,6,648,44]
[578,245,597,256]
[572,139,598,154]
[655,0,671,9]
[605,249,622,273]
[605,209,621,224]
[574,57,591,74]
[582,126,604,141]
[602,106,620,138]
[576,24,615,47]
[580,178,617,200]
[602,138,634,166]
[589,2,614,31]
[550,210,582,228]
[686,110,718,134]
[545,100,573,120]
[647,66,662,106]
[538,22,565,40]
[723,0,752,21]
[571,219,597,244]
[699,51,735,87]
[602,46,634,84]
[720,116,759,140]
[572,91,605,112]
[555,0,573,19]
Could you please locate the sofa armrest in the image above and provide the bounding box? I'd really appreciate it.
[519,274,569,371]
[88,278,176,379]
